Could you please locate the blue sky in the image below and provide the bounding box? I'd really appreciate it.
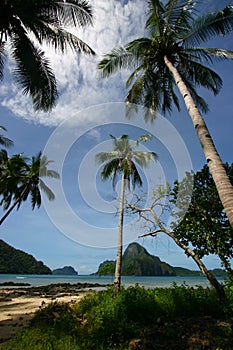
[0,0,233,274]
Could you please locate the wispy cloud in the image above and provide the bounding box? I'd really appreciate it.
[0,0,146,126]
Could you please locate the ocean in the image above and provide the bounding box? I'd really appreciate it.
[0,274,225,289]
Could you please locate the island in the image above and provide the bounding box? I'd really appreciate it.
[52,266,78,275]
[95,242,227,277]
[0,239,51,274]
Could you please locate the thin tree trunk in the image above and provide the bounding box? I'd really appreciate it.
[166,229,225,300]
[0,186,28,226]
[219,254,233,278]
[164,55,233,230]
[0,199,20,225]
[114,172,125,295]
[146,207,225,300]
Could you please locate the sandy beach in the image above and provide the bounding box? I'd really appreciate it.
[0,282,103,348]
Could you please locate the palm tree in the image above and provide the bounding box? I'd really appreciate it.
[98,0,233,229]
[0,151,60,225]
[0,0,94,111]
[96,134,157,294]
[0,126,13,148]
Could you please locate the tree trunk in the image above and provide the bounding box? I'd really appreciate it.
[164,55,233,230]
[0,186,28,226]
[219,254,233,278]
[0,198,21,225]
[114,172,125,295]
[166,229,225,300]
[147,208,225,299]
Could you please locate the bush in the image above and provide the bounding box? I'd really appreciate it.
[4,285,231,350]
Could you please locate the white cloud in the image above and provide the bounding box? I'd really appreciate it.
[0,0,146,126]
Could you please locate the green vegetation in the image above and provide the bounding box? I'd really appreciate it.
[4,285,233,350]
[0,150,60,226]
[0,239,51,274]
[96,243,227,278]
[98,0,233,229]
[96,243,175,276]
[96,134,157,294]
[0,0,94,111]
[173,163,233,277]
[52,266,78,275]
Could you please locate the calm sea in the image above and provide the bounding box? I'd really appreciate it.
[0,274,225,289]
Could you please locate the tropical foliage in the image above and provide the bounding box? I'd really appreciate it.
[173,163,233,277]
[0,0,94,111]
[0,151,60,225]
[96,134,157,294]
[4,285,233,349]
[0,126,13,148]
[98,0,233,229]
[0,239,51,274]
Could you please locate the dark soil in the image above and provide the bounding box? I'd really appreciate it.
[130,316,233,350]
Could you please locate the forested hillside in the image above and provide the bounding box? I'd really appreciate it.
[0,239,51,274]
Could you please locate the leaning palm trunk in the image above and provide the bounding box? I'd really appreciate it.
[164,56,233,229]
[114,172,126,295]
[0,186,29,226]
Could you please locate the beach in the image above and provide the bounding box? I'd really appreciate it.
[0,282,104,347]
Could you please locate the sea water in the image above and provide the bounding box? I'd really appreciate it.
[0,274,225,288]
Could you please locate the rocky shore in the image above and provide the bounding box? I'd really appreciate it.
[0,282,110,347]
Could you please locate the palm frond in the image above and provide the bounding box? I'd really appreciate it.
[95,151,119,165]
[39,179,55,201]
[182,6,233,47]
[164,0,194,31]
[132,151,158,168]
[145,0,166,36]
[98,47,136,78]
[0,43,6,80]
[56,0,94,27]
[11,32,58,112]
[41,26,95,54]
[178,57,222,95]
[181,78,209,113]
[0,126,13,148]
[199,48,233,61]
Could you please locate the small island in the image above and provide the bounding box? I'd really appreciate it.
[52,266,78,275]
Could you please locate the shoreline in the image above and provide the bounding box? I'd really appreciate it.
[0,282,108,347]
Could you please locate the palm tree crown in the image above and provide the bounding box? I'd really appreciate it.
[98,0,233,229]
[99,1,233,115]
[0,0,94,111]
[96,134,157,191]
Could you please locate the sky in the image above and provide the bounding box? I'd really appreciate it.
[0,0,233,274]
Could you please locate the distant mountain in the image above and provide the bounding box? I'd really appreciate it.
[52,266,78,275]
[0,239,51,274]
[122,243,175,276]
[95,243,227,277]
[95,243,175,276]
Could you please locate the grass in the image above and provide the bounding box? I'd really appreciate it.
[3,284,233,350]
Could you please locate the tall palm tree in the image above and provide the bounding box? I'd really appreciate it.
[0,151,59,225]
[98,0,233,229]
[0,0,94,111]
[96,134,157,294]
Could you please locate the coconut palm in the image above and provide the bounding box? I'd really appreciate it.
[0,151,59,225]
[96,134,157,294]
[98,0,233,229]
[0,0,94,111]
[0,126,13,148]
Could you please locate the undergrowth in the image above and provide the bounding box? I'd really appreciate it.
[3,284,233,350]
